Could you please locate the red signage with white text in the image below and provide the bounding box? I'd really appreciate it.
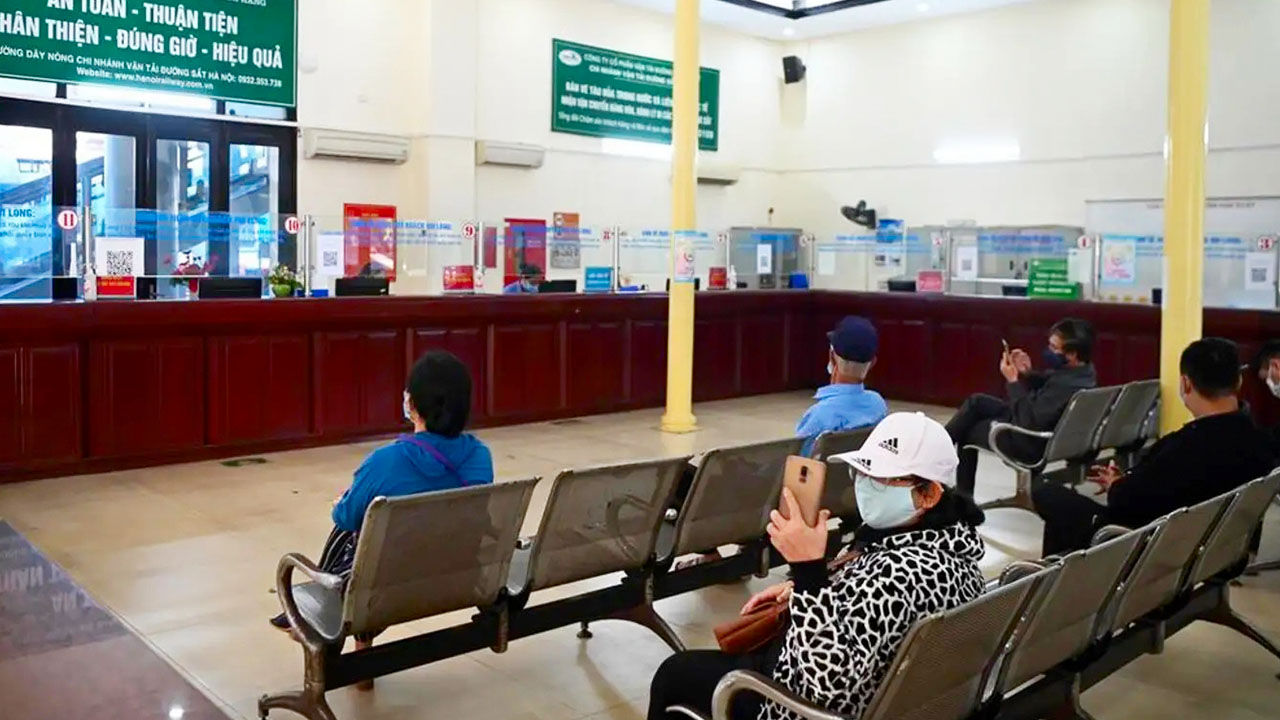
[917,269,945,294]
[343,203,398,280]
[443,265,476,293]
[96,276,135,298]
[708,267,728,290]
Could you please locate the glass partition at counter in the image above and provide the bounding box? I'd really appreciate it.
[616,226,733,292]
[1089,197,1280,310]
[728,227,806,290]
[304,215,480,296]
[0,205,82,301]
[950,226,1087,299]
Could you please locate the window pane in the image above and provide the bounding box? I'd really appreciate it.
[156,139,212,295]
[230,143,280,276]
[0,124,54,300]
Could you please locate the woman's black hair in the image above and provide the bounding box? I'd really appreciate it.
[912,480,986,530]
[406,350,472,437]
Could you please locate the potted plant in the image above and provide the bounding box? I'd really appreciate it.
[267,264,302,298]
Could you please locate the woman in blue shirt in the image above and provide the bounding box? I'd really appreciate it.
[270,351,494,653]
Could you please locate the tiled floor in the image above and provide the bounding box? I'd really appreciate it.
[1,391,1278,720]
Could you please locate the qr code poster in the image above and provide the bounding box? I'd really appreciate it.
[315,232,345,278]
[95,237,145,277]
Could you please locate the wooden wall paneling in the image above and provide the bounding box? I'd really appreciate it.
[629,320,667,406]
[363,330,407,433]
[0,348,22,465]
[693,317,737,401]
[566,321,626,412]
[490,324,561,417]
[412,327,489,424]
[24,344,82,464]
[316,331,365,435]
[89,338,204,457]
[739,314,786,395]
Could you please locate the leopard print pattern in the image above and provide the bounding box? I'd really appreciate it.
[760,523,986,720]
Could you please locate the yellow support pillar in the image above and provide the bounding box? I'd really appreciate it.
[1159,0,1210,434]
[662,0,699,433]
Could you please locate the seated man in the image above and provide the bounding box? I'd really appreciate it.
[1252,339,1280,454]
[795,315,890,456]
[503,263,543,294]
[1034,337,1276,556]
[945,318,1097,496]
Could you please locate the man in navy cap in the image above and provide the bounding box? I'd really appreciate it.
[795,316,889,456]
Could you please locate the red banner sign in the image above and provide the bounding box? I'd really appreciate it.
[443,265,476,293]
[97,276,135,298]
[917,269,945,294]
[708,266,728,290]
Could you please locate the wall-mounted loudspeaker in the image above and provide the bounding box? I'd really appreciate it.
[782,56,806,84]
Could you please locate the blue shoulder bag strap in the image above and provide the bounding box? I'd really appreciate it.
[396,434,472,486]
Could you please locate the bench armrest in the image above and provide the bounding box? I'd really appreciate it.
[276,552,345,645]
[711,671,851,720]
[1091,524,1133,546]
[987,422,1053,471]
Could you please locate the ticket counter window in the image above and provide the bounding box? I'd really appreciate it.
[76,132,138,243]
[230,144,280,277]
[156,139,211,294]
[0,124,54,300]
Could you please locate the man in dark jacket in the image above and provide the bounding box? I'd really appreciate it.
[945,318,1098,496]
[1034,337,1276,555]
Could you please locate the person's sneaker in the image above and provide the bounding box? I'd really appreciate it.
[268,612,290,631]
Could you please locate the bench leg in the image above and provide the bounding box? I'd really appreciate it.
[978,470,1037,513]
[612,603,686,653]
[577,621,594,640]
[1047,676,1096,720]
[258,686,336,720]
[1245,558,1280,575]
[1202,592,1280,670]
[259,638,338,720]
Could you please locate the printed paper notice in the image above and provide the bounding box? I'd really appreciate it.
[817,249,837,276]
[316,232,344,278]
[756,243,773,274]
[1245,252,1275,292]
[1101,237,1137,284]
[955,245,979,281]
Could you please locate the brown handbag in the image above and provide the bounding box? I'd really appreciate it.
[713,600,789,655]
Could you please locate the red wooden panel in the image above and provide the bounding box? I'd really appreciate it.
[317,332,365,434]
[630,320,667,406]
[933,323,978,403]
[363,330,405,432]
[0,349,20,464]
[693,318,737,401]
[1123,334,1160,383]
[208,335,310,445]
[567,322,626,411]
[89,338,203,457]
[740,315,786,395]
[490,324,560,417]
[24,344,81,463]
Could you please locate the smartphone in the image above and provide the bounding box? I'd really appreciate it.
[1001,338,1010,356]
[780,455,827,527]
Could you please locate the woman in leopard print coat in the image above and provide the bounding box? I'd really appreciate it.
[649,412,986,720]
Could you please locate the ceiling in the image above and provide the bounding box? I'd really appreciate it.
[610,0,1041,40]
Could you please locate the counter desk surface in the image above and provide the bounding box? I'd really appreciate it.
[2,291,1277,481]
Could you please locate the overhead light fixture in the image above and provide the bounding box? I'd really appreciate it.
[933,138,1021,165]
[782,26,796,36]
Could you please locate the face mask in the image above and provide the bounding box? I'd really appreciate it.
[403,394,414,423]
[855,473,920,529]
[827,361,834,376]
[1267,374,1280,400]
[1042,347,1067,370]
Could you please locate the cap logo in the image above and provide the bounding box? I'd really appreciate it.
[878,437,899,454]
[851,456,871,470]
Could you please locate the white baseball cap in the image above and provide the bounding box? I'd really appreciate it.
[831,412,958,486]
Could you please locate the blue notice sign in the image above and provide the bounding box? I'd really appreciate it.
[584,267,614,293]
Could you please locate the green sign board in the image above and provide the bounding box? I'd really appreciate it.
[0,0,296,106]
[1028,258,1081,300]
[551,39,719,151]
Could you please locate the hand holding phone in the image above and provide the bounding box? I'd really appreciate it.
[779,455,827,527]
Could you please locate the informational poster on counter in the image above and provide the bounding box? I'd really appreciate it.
[1245,252,1275,292]
[315,231,345,278]
[954,245,979,281]
[756,242,773,274]
[817,249,837,276]
[94,236,145,278]
[550,212,582,270]
[1101,237,1137,284]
